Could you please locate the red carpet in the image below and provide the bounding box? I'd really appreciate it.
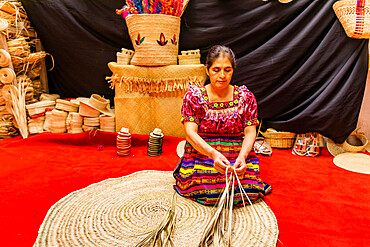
[0,132,369,247]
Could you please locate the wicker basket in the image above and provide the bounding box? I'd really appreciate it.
[261,129,296,148]
[125,14,181,66]
[333,0,370,39]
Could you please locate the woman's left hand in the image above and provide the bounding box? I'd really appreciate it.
[233,157,247,176]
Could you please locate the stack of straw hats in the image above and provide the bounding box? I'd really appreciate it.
[28,116,45,134]
[26,99,56,134]
[79,94,114,118]
[116,48,134,65]
[78,94,115,132]
[51,109,68,133]
[55,99,79,113]
[147,128,164,156]
[99,115,115,132]
[66,112,83,133]
[117,127,131,156]
[83,117,100,132]
[40,93,60,102]
[26,100,55,118]
[25,94,60,134]
[43,110,53,132]
[178,49,201,65]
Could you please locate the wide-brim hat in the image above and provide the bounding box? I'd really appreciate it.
[79,94,114,117]
[327,131,368,157]
[34,171,279,247]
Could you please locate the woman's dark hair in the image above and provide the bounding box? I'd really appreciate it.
[205,45,236,70]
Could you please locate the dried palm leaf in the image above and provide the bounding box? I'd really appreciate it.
[198,166,282,247]
[135,191,177,247]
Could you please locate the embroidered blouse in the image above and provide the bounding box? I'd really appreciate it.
[181,85,259,134]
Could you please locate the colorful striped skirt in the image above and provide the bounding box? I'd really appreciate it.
[173,133,272,206]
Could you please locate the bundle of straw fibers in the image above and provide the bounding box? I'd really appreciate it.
[1,82,28,138]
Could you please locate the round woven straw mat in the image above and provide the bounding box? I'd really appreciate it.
[34,171,278,247]
[333,153,370,174]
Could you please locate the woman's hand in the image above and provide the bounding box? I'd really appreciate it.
[211,151,231,174]
[233,157,247,176]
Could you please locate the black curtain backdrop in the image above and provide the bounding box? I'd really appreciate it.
[21,0,368,143]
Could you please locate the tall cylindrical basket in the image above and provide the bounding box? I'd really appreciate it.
[125,14,181,66]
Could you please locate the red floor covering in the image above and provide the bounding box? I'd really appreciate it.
[0,132,369,247]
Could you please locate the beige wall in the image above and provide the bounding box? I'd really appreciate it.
[357,71,370,150]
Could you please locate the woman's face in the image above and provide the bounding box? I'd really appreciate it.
[207,56,234,91]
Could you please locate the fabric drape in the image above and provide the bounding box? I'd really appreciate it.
[21,0,368,142]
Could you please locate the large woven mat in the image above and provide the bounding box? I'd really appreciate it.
[114,93,185,137]
[34,171,279,247]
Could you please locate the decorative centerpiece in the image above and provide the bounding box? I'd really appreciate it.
[116,0,190,66]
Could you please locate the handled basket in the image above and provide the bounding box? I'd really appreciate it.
[261,129,296,148]
[125,14,181,66]
[333,0,370,39]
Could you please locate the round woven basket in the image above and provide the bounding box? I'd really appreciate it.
[261,130,296,148]
[126,14,181,66]
[333,0,370,39]
[34,171,279,247]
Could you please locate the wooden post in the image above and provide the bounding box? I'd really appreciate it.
[35,39,49,93]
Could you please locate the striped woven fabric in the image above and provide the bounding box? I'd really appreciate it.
[174,133,272,206]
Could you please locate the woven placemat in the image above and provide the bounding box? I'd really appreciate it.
[34,171,279,247]
[333,153,370,174]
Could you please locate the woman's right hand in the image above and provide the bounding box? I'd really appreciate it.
[211,151,230,174]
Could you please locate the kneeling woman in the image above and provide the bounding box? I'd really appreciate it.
[174,45,272,206]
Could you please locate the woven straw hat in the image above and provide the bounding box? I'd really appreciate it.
[26,100,55,116]
[55,99,79,113]
[79,94,114,117]
[327,131,368,156]
[34,171,278,247]
[333,153,370,174]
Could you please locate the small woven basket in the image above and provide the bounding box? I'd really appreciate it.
[261,129,296,148]
[125,14,181,66]
[333,0,370,39]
